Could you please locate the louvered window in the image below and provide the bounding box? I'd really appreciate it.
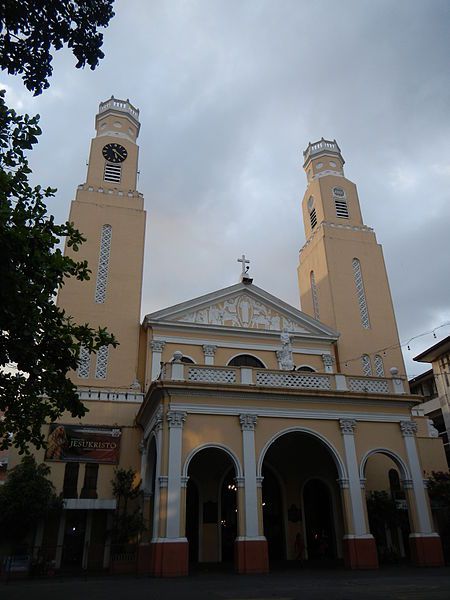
[310,207,317,229]
[362,354,372,376]
[352,258,370,329]
[333,187,349,218]
[310,271,320,320]
[95,225,112,303]
[104,163,122,183]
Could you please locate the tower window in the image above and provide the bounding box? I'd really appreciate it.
[104,162,122,183]
[333,187,349,218]
[352,258,370,329]
[310,271,320,320]
[77,345,90,378]
[309,208,317,229]
[95,345,109,379]
[228,354,265,368]
[374,354,385,377]
[95,224,112,303]
[361,354,372,376]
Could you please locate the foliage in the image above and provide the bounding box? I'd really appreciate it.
[366,490,401,535]
[427,471,450,508]
[0,455,62,544]
[0,89,118,452]
[0,0,115,95]
[111,467,145,545]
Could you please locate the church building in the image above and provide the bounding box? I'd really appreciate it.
[10,98,448,575]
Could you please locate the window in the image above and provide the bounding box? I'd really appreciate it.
[77,345,90,378]
[310,271,320,320]
[228,354,265,368]
[94,224,112,303]
[296,365,316,372]
[80,464,99,499]
[63,463,79,499]
[309,207,317,229]
[104,162,122,183]
[352,258,370,329]
[374,354,385,377]
[362,354,372,376]
[333,187,349,218]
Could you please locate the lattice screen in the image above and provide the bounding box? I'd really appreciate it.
[94,224,112,303]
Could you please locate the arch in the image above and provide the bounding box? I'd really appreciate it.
[359,448,411,482]
[227,353,267,368]
[183,443,243,479]
[257,426,347,480]
[296,364,317,372]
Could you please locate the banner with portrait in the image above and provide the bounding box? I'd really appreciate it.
[45,424,121,464]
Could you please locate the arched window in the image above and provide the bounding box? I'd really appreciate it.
[296,365,316,372]
[361,354,372,376]
[171,355,195,364]
[374,354,385,377]
[310,271,320,320]
[228,354,265,368]
[352,258,370,329]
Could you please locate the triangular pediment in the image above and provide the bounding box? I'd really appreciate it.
[145,283,338,339]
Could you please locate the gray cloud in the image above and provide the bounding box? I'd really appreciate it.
[3,0,449,377]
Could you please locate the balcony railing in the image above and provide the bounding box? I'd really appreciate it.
[161,363,405,395]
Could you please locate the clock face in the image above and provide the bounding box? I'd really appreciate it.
[102,143,128,163]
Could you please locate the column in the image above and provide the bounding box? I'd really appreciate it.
[235,414,268,574]
[339,419,378,569]
[202,344,217,366]
[151,410,188,577]
[400,420,444,566]
[150,340,165,381]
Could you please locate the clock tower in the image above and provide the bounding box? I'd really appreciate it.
[57,97,146,390]
[297,139,406,379]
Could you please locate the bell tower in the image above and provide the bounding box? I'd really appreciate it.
[297,139,406,378]
[57,97,146,390]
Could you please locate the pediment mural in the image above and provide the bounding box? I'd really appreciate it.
[173,293,309,333]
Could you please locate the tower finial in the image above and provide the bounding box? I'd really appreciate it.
[237,254,253,284]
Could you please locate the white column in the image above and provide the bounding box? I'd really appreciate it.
[202,344,217,366]
[166,410,186,539]
[339,419,367,536]
[322,353,334,373]
[400,421,434,534]
[152,413,163,539]
[239,414,259,538]
[150,340,165,381]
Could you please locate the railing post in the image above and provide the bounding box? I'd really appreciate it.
[240,367,253,385]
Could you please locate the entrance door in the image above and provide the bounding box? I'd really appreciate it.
[303,479,335,560]
[62,511,87,568]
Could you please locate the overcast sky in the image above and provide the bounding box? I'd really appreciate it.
[2,0,450,377]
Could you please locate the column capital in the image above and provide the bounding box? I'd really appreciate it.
[400,420,418,437]
[151,340,165,352]
[322,353,334,372]
[167,410,186,429]
[240,413,258,431]
[202,344,217,357]
[339,418,356,435]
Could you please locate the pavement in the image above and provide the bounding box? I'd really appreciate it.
[3,567,450,600]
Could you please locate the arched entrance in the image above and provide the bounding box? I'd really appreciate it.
[260,429,344,566]
[185,446,239,567]
[362,450,412,564]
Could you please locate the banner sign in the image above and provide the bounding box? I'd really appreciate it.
[45,424,121,464]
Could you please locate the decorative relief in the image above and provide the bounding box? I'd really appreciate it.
[322,354,334,372]
[239,414,258,431]
[202,344,217,357]
[166,410,186,429]
[427,419,439,438]
[175,293,308,332]
[400,421,418,437]
[153,407,163,432]
[339,418,356,435]
[151,340,165,353]
[276,330,295,370]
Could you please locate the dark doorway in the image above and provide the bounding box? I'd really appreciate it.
[221,470,238,562]
[262,466,285,560]
[62,510,87,568]
[303,479,335,560]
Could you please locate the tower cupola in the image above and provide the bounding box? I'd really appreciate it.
[303,138,345,181]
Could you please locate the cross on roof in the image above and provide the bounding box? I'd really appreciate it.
[237,254,250,276]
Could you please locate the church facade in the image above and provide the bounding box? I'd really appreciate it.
[9,98,448,575]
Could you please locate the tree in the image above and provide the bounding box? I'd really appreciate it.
[0,0,115,95]
[0,2,117,453]
[0,455,62,546]
[111,468,145,547]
